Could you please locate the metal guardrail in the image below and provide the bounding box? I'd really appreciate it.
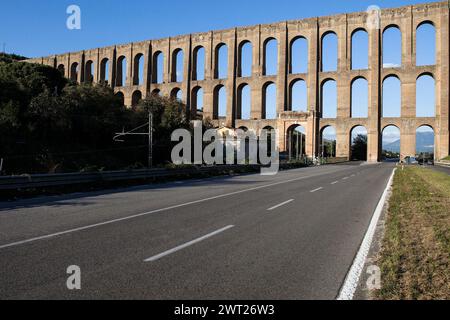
[0,159,348,192]
[0,165,264,191]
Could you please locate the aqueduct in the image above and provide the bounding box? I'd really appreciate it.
[28,1,450,161]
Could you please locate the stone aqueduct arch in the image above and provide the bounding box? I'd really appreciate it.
[28,1,449,161]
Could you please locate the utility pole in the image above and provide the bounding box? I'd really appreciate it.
[114,110,154,169]
[148,111,153,169]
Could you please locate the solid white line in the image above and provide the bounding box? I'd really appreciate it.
[0,168,342,250]
[331,181,339,185]
[337,168,396,300]
[267,199,294,211]
[144,225,234,262]
[310,187,323,193]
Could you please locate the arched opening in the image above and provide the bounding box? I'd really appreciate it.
[350,126,368,161]
[213,85,227,119]
[416,22,436,66]
[263,82,277,119]
[320,126,337,158]
[382,125,400,161]
[151,89,161,97]
[321,79,337,119]
[215,44,228,79]
[133,53,144,86]
[70,62,79,82]
[192,46,205,81]
[57,64,65,76]
[382,76,401,117]
[115,92,125,106]
[191,86,203,114]
[237,84,251,120]
[290,37,308,74]
[351,29,369,70]
[416,74,435,117]
[287,125,306,160]
[238,126,251,163]
[263,38,278,76]
[383,26,402,68]
[152,51,164,84]
[262,126,276,158]
[351,77,368,118]
[321,32,338,72]
[416,125,435,162]
[116,56,127,87]
[238,41,252,77]
[100,58,109,84]
[84,60,94,83]
[171,49,184,82]
[290,79,307,112]
[170,88,183,101]
[131,90,142,107]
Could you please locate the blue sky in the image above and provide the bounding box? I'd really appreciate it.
[0,0,433,58]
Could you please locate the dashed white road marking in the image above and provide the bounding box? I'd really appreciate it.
[267,199,295,211]
[310,187,323,193]
[331,181,339,185]
[342,177,349,180]
[0,169,342,250]
[144,225,235,262]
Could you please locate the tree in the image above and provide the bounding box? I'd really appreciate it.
[0,55,191,174]
[135,95,190,164]
[351,134,367,161]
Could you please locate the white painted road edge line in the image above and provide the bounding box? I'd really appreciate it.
[144,225,235,262]
[337,168,396,300]
[0,168,344,250]
[267,199,294,211]
[310,187,323,193]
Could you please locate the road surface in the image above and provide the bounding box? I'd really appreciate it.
[0,162,394,299]
[430,164,450,175]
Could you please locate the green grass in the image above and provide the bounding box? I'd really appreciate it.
[442,156,450,161]
[375,167,450,300]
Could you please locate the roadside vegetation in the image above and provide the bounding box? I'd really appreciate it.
[0,54,190,175]
[442,156,450,161]
[375,166,450,300]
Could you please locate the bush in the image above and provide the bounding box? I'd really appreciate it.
[0,56,190,175]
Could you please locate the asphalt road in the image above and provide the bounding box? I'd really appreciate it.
[430,164,450,175]
[0,162,394,300]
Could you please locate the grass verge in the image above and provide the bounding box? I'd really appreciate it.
[375,166,450,300]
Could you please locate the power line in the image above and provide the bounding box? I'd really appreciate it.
[114,111,154,168]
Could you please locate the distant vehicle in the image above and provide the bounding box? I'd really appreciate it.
[404,156,418,165]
